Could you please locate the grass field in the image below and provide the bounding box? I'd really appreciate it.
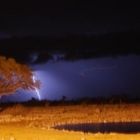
[0,103,140,139]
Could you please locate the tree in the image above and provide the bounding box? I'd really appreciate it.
[0,56,40,95]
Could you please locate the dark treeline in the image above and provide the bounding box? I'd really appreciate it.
[0,30,140,63]
[0,94,140,108]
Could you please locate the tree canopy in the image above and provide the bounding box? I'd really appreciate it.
[0,56,40,95]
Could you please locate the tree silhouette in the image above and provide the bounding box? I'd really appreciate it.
[0,56,40,95]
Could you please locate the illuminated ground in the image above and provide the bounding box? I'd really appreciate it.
[0,103,140,139]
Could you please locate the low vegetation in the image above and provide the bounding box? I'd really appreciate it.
[0,100,140,139]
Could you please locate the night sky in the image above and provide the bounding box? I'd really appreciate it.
[0,1,140,102]
[0,1,140,37]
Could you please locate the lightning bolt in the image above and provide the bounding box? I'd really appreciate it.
[32,74,41,100]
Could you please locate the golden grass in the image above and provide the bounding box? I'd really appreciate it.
[0,104,140,139]
[1,104,140,127]
[0,125,140,140]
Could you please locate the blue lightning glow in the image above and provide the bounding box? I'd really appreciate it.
[32,74,41,100]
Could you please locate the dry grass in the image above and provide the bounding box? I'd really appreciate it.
[0,103,140,139]
[0,125,140,140]
[0,104,140,127]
